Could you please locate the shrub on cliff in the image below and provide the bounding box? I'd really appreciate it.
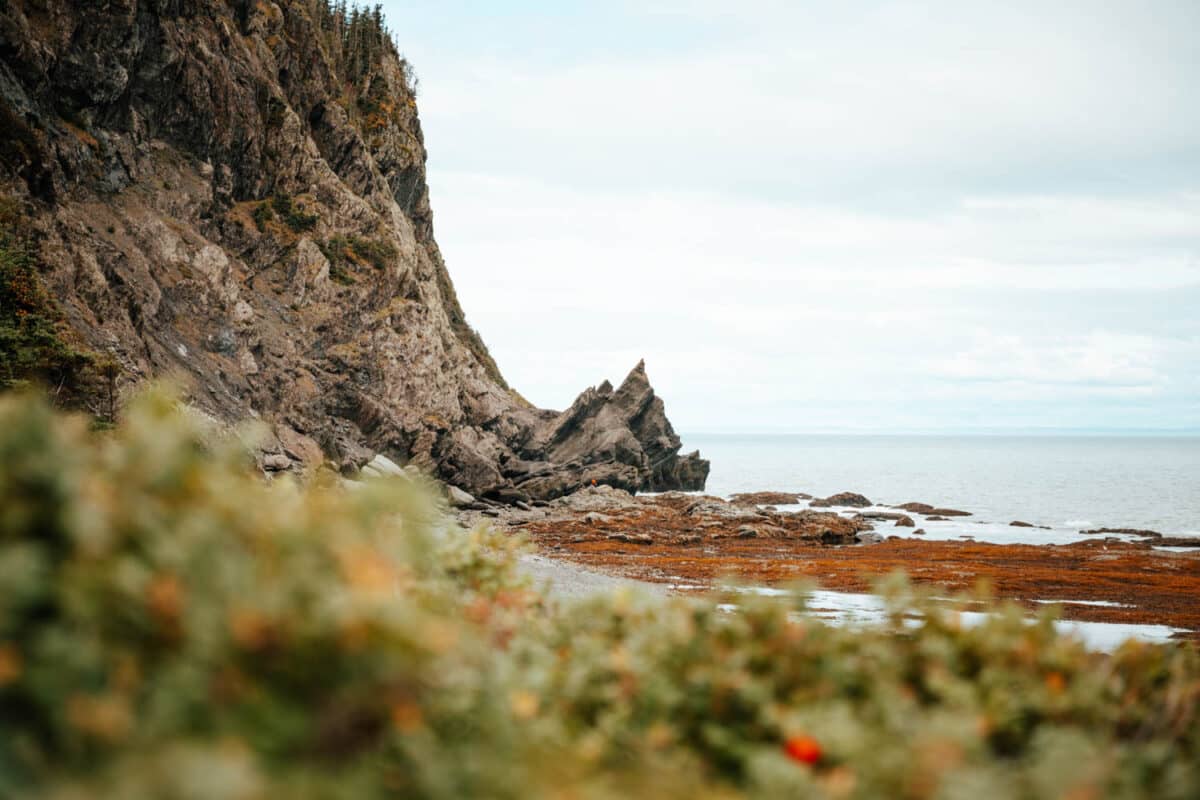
[0,389,1197,798]
[321,234,398,275]
[270,193,319,233]
[0,198,99,403]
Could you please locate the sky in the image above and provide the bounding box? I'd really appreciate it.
[381,1,1200,433]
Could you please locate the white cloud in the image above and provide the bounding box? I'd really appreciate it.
[386,0,1200,430]
[415,2,1200,199]
[928,331,1165,388]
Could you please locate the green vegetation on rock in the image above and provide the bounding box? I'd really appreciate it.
[320,234,398,280]
[251,201,274,232]
[316,0,416,93]
[270,193,319,233]
[0,198,98,402]
[0,389,1196,798]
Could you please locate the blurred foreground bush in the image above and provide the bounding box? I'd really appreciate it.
[0,390,1197,799]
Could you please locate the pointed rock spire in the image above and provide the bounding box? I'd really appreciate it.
[510,360,709,499]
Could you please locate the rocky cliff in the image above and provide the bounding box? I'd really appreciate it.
[0,0,707,500]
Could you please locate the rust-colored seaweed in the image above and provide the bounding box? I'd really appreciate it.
[515,506,1200,638]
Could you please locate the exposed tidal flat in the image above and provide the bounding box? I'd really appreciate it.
[474,468,1200,646]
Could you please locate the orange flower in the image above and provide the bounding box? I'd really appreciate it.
[391,700,424,732]
[229,608,272,650]
[784,734,823,765]
[0,644,21,687]
[146,573,183,622]
[66,693,132,741]
[338,546,398,595]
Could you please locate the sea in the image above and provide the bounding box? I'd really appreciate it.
[676,433,1199,646]
[682,434,1200,537]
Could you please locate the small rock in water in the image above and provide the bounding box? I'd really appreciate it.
[896,502,971,517]
[729,491,803,506]
[926,507,972,517]
[1082,527,1162,539]
[1009,521,1034,528]
[911,528,926,535]
[811,491,872,508]
[894,515,915,527]
[1151,537,1200,547]
[856,532,885,544]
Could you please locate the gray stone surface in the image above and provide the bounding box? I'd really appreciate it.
[518,554,666,602]
[446,485,476,508]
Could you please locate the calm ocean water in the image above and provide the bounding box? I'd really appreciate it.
[682,435,1200,536]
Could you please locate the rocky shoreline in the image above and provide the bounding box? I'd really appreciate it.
[452,485,1200,639]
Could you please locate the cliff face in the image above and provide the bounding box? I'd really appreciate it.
[0,0,708,499]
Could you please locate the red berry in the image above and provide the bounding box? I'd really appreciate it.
[784,735,823,765]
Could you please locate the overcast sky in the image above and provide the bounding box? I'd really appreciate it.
[382,1,1200,432]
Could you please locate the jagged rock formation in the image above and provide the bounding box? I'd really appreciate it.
[512,360,708,500]
[0,0,707,500]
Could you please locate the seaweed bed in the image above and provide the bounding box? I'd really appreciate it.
[513,506,1200,638]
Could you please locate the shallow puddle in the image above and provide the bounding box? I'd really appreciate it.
[718,586,1191,651]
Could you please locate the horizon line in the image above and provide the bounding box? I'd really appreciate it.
[680,428,1200,437]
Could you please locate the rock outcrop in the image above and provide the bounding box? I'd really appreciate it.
[463,485,869,546]
[729,491,809,506]
[512,360,708,499]
[0,0,706,499]
[896,502,972,517]
[811,491,873,508]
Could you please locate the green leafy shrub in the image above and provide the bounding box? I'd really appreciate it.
[328,264,355,285]
[0,198,96,397]
[252,201,274,232]
[270,192,319,233]
[0,389,1196,799]
[0,388,534,798]
[320,234,398,280]
[346,235,397,270]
